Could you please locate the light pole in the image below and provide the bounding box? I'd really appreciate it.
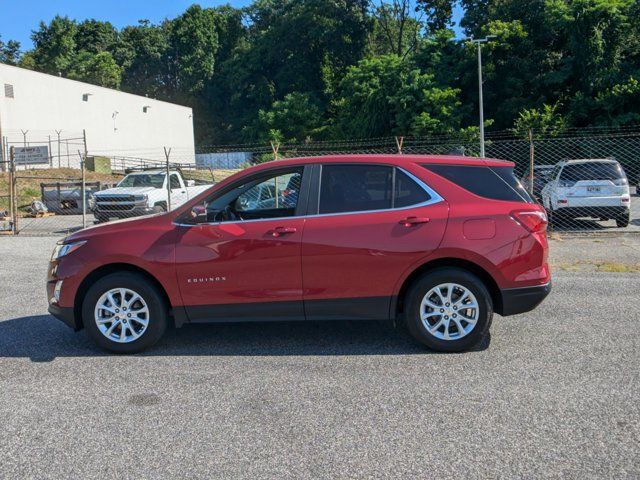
[469,36,495,157]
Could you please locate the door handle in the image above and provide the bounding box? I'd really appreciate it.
[399,216,430,227]
[268,226,297,237]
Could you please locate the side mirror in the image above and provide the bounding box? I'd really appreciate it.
[189,205,207,223]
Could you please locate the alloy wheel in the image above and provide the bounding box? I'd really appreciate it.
[94,288,150,343]
[420,283,479,341]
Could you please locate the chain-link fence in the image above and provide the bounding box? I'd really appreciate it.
[1,126,638,235]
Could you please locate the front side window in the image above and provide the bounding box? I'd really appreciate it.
[319,165,393,214]
[236,171,301,212]
[118,173,164,188]
[170,174,181,189]
[187,167,304,223]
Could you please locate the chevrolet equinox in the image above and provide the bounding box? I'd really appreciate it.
[48,155,551,353]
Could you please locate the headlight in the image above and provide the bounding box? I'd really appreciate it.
[134,194,148,202]
[51,240,87,260]
[88,194,95,210]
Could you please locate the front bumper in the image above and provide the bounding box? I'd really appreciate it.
[93,205,155,219]
[499,281,551,316]
[48,304,81,331]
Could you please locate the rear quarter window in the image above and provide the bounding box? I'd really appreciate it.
[422,164,533,203]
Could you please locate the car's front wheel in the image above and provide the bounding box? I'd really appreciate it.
[82,273,168,353]
[404,268,493,352]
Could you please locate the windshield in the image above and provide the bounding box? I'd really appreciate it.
[117,173,165,188]
[560,162,625,182]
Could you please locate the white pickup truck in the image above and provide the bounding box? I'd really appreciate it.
[90,169,211,223]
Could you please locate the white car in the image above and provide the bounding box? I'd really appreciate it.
[541,159,631,227]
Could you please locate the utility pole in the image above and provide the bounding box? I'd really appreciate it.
[469,36,496,158]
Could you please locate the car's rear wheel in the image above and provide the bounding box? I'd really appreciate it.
[82,273,168,353]
[616,212,630,228]
[404,268,493,352]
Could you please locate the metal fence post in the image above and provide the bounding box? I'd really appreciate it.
[528,129,535,195]
[10,146,17,234]
[164,147,172,211]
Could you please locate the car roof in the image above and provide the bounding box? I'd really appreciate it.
[561,158,618,164]
[126,169,173,175]
[254,154,513,169]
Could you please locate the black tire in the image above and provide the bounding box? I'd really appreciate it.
[82,272,168,353]
[404,268,493,353]
[153,203,167,213]
[616,212,630,228]
[94,215,109,224]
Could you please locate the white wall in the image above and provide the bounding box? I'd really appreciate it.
[0,63,195,167]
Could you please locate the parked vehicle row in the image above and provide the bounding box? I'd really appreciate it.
[47,154,551,354]
[522,158,631,227]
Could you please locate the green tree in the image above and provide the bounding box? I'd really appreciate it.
[75,19,118,54]
[30,16,78,74]
[333,54,462,137]
[115,20,170,97]
[0,36,21,65]
[167,5,220,96]
[248,92,324,142]
[512,102,566,138]
[67,51,122,88]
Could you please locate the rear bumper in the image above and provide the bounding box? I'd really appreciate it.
[499,281,551,316]
[555,206,629,218]
[48,304,81,331]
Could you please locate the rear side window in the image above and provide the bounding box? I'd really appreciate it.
[395,169,430,207]
[423,164,533,203]
[319,165,392,214]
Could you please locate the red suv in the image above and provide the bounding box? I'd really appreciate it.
[47,155,551,353]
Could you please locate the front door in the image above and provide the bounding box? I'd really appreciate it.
[175,166,308,322]
[301,163,449,320]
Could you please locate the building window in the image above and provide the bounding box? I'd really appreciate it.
[143,106,150,113]
[82,93,91,102]
[4,84,14,98]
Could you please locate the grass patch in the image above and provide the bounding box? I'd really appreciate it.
[595,262,640,273]
[553,261,640,273]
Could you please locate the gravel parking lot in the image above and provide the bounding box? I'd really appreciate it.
[1,237,638,478]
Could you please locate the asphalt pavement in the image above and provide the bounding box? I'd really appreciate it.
[0,236,638,478]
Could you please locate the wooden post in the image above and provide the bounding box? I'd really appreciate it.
[395,136,404,154]
[270,141,280,161]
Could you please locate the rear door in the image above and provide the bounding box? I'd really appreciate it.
[301,163,449,320]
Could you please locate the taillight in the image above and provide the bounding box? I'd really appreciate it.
[511,209,548,233]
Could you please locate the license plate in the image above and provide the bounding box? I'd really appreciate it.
[587,186,601,192]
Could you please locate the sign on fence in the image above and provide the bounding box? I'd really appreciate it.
[14,146,50,165]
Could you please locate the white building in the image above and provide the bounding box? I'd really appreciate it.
[0,63,195,168]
